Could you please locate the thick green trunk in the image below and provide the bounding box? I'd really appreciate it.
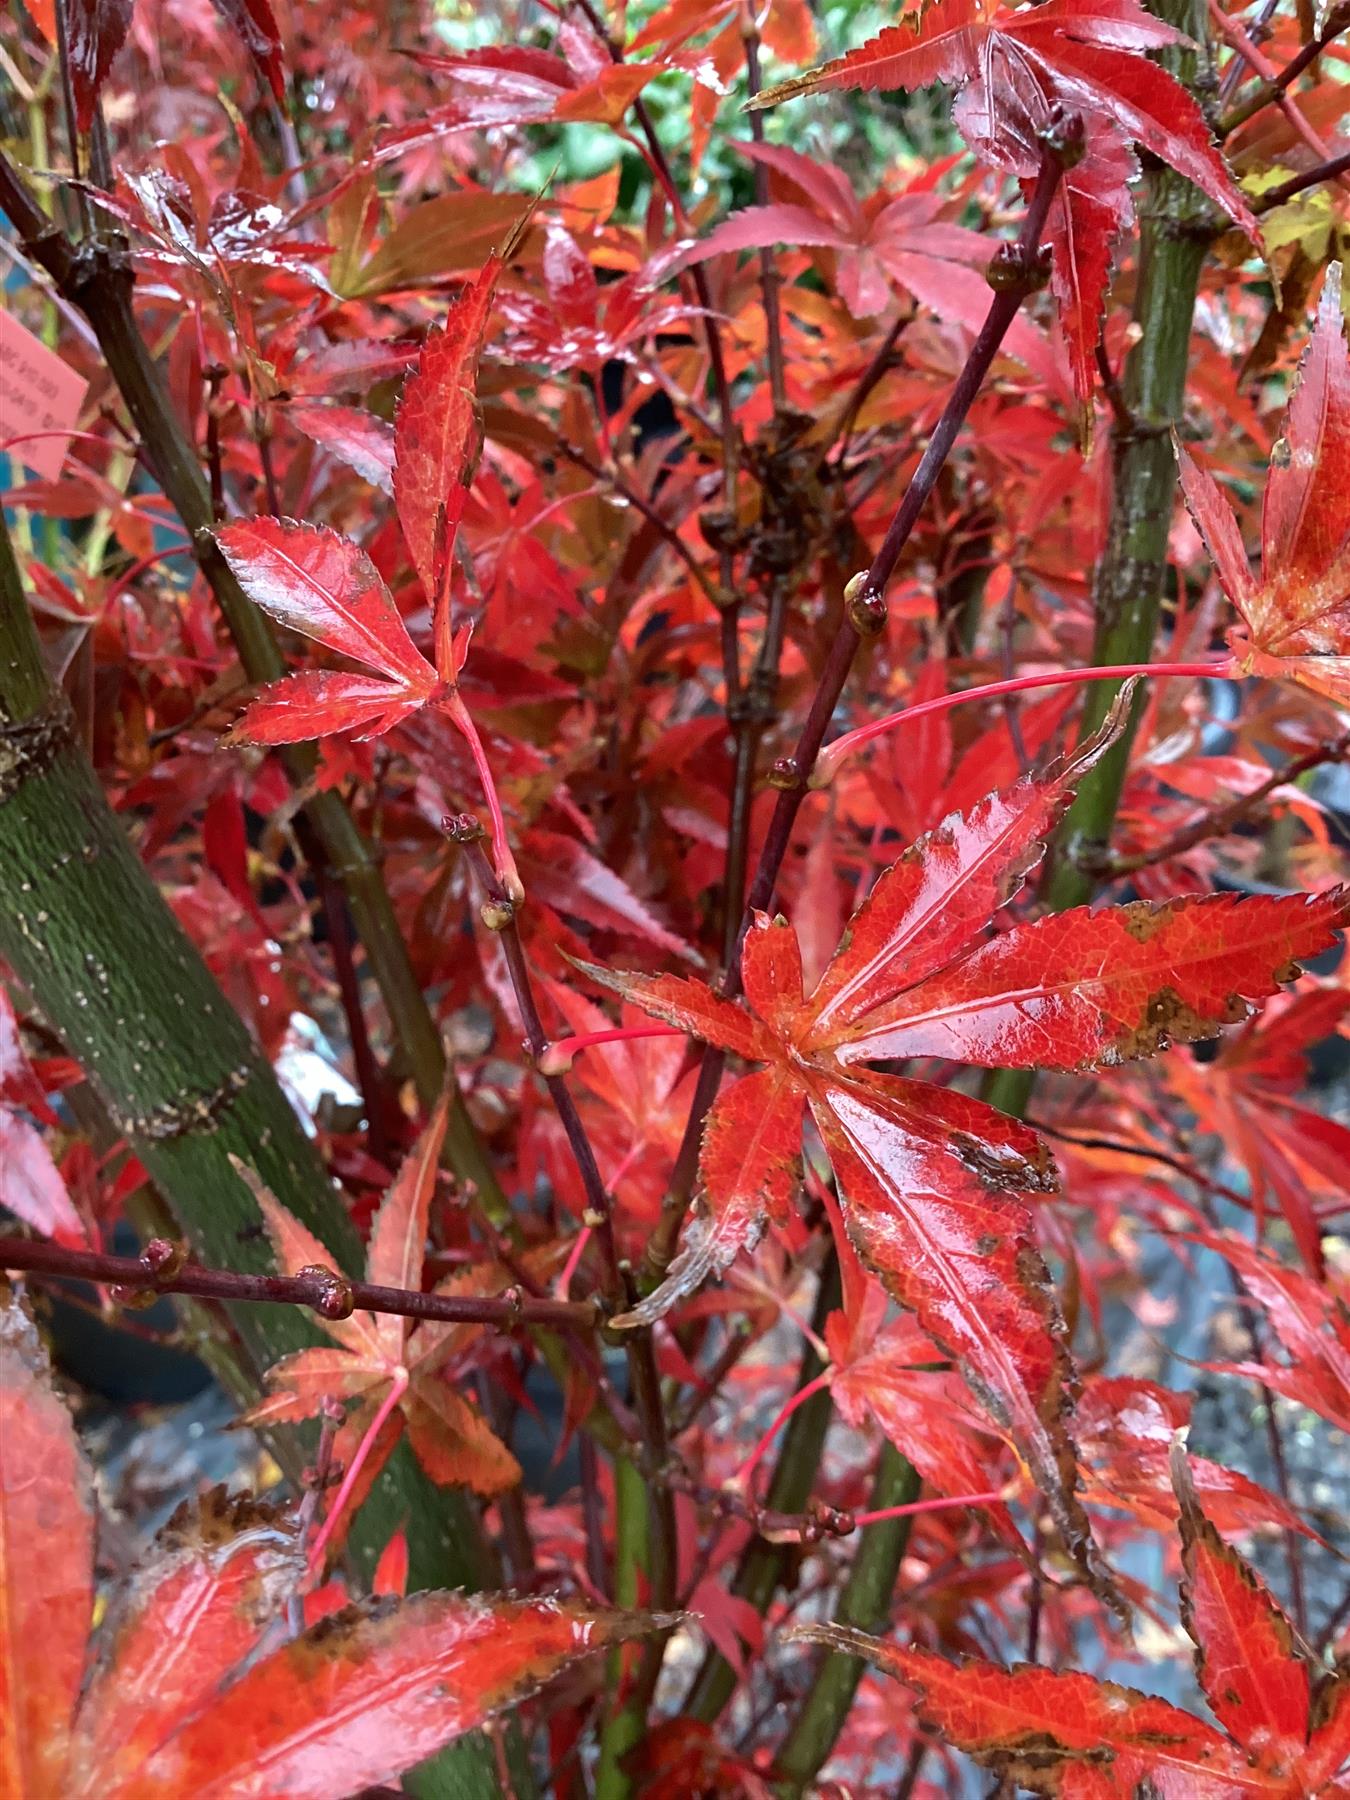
[984,0,1214,1119]
[0,518,506,1800]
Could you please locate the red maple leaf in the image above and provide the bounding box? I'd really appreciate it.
[796,1444,1350,1796]
[374,28,661,165]
[0,1289,654,1799]
[0,987,85,1248]
[654,143,1052,383]
[216,237,526,892]
[584,731,1347,1578]
[238,1091,522,1544]
[753,0,1260,402]
[1178,263,1350,707]
[1195,1231,1350,1438]
[1167,986,1350,1276]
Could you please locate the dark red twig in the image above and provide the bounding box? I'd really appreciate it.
[1254,148,1350,212]
[1096,731,1350,875]
[640,134,1072,1285]
[1220,1,1350,134]
[1,1234,601,1332]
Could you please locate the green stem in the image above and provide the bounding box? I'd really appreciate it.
[593,1453,651,1800]
[983,0,1214,1117]
[684,1255,842,1723]
[773,1442,920,1796]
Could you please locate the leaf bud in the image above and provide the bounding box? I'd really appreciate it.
[986,241,1051,294]
[845,581,887,637]
[767,756,804,791]
[141,1236,187,1282]
[480,897,516,932]
[110,1285,159,1311]
[442,812,485,843]
[1039,103,1086,169]
[300,1265,355,1321]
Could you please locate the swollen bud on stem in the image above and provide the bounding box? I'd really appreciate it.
[299,1265,356,1321]
[844,570,887,636]
[986,240,1053,294]
[1039,103,1086,170]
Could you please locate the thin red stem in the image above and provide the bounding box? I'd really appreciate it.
[541,1024,684,1075]
[733,1371,832,1493]
[850,1489,1005,1531]
[811,659,1235,787]
[308,1367,408,1574]
[443,693,523,903]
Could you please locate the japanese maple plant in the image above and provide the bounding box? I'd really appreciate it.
[1,0,1349,1794]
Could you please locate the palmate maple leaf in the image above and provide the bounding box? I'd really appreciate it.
[752,0,1260,403]
[585,726,1348,1577]
[1168,986,1350,1277]
[216,242,505,744]
[0,1291,657,1800]
[1195,1231,1350,1439]
[655,142,1051,378]
[217,232,529,892]
[374,29,662,166]
[1178,262,1350,708]
[237,1091,521,1516]
[796,1445,1350,1798]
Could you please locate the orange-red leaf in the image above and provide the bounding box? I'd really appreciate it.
[1183,265,1350,705]
[231,1157,383,1361]
[795,1626,1251,1796]
[810,1084,1093,1579]
[0,1294,93,1800]
[802,722,1117,1050]
[403,1378,523,1496]
[366,1088,452,1358]
[230,670,428,745]
[216,517,434,687]
[118,1594,658,1799]
[242,1347,388,1424]
[576,960,776,1063]
[394,250,509,659]
[67,1493,301,1797]
[752,0,1256,400]
[66,0,134,132]
[1172,1443,1313,1779]
[830,890,1350,1070]
[613,1065,804,1329]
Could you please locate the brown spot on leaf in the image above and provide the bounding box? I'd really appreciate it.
[952,1129,1059,1194]
[1113,987,1237,1061]
[1120,900,1180,943]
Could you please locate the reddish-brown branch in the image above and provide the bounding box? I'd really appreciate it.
[1219,1,1350,135]
[1254,148,1350,212]
[743,23,786,413]
[1097,731,1350,875]
[663,1467,1003,1543]
[0,1234,601,1331]
[639,140,1070,1285]
[449,822,623,1299]
[1207,0,1350,184]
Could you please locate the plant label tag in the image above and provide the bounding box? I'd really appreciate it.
[0,307,88,481]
